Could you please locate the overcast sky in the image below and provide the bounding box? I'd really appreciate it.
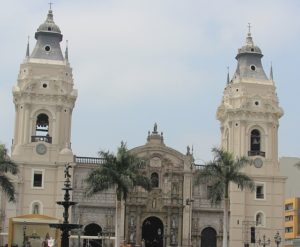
[1,0,299,161]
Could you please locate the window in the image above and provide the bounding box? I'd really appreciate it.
[30,201,43,215]
[32,170,44,188]
[255,212,264,227]
[32,202,40,214]
[151,173,159,188]
[251,129,260,152]
[285,203,293,211]
[32,113,52,143]
[285,215,293,222]
[255,184,265,200]
[285,227,293,233]
[36,113,49,136]
[248,129,265,157]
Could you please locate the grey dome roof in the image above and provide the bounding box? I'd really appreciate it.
[31,9,64,60]
[230,32,269,82]
[35,10,62,38]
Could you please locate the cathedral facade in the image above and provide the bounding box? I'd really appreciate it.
[2,8,285,247]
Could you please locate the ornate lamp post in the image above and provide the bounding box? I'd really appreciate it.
[22,223,27,247]
[274,231,281,247]
[258,235,271,247]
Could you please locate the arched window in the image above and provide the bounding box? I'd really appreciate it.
[32,113,52,143]
[151,172,159,188]
[251,129,260,152]
[249,129,265,157]
[31,201,42,215]
[255,212,265,227]
[36,113,49,136]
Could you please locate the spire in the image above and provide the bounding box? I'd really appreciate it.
[26,36,30,57]
[245,23,254,46]
[227,66,230,84]
[270,63,274,80]
[65,40,69,61]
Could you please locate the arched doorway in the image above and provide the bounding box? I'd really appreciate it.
[201,227,216,247]
[84,223,102,247]
[142,217,163,247]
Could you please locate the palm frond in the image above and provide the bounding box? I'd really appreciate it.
[85,141,150,201]
[0,161,19,174]
[0,144,18,202]
[231,173,255,191]
[195,147,254,205]
[0,175,16,202]
[207,180,224,204]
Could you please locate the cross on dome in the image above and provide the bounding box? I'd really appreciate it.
[49,1,54,10]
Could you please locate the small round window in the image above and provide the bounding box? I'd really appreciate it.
[42,83,47,88]
[44,45,51,52]
[250,65,256,71]
[255,101,259,106]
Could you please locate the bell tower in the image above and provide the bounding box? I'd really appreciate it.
[9,8,77,219]
[217,29,285,246]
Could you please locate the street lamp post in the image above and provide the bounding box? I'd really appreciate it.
[258,235,271,247]
[274,232,281,247]
[22,223,27,247]
[186,198,194,247]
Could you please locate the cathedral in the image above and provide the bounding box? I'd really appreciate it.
[2,8,285,247]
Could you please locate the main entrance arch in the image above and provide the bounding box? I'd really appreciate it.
[200,227,217,247]
[142,216,164,247]
[83,223,102,247]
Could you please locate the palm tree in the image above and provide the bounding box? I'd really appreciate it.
[85,142,151,247]
[194,148,254,247]
[0,144,19,202]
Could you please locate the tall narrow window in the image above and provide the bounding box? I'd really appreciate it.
[32,202,40,214]
[151,172,159,188]
[32,113,52,143]
[255,184,265,200]
[30,201,43,215]
[249,129,265,157]
[36,113,49,136]
[251,129,261,152]
[255,212,264,226]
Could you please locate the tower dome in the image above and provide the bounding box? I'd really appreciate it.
[231,29,269,83]
[30,8,64,61]
[35,9,62,38]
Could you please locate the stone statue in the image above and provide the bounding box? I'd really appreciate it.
[153,123,158,133]
[186,145,190,155]
[172,217,176,228]
[64,163,72,178]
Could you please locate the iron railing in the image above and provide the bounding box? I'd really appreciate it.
[75,156,105,164]
[31,135,52,143]
[248,150,265,157]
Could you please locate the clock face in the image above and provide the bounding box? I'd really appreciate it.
[253,158,263,168]
[36,143,47,155]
